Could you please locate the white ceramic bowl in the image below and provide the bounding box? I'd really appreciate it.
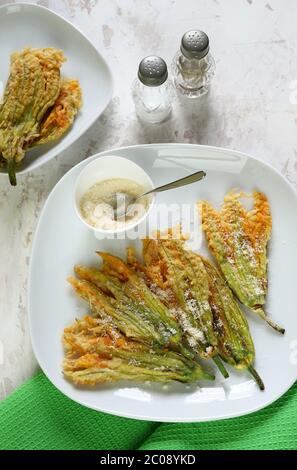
[74,155,155,237]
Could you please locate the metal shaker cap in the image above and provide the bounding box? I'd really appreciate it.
[138,56,168,87]
[181,30,209,59]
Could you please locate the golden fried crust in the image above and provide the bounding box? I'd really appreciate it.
[33,78,82,146]
[63,316,143,356]
[142,231,218,358]
[201,191,271,264]
[199,200,232,263]
[245,191,272,247]
[142,239,168,289]
[200,190,271,308]
[0,47,64,162]
[99,252,132,281]
[142,226,189,290]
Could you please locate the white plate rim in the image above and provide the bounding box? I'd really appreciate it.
[0,1,114,176]
[28,143,297,422]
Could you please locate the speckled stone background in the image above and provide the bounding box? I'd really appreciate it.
[0,0,296,400]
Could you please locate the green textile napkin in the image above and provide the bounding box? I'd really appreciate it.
[0,371,296,450]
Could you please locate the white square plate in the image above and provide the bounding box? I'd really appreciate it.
[29,144,297,422]
[0,3,113,176]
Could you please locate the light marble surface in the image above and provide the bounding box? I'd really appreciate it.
[0,0,297,400]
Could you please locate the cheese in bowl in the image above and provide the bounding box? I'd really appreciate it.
[74,155,155,235]
[80,178,150,231]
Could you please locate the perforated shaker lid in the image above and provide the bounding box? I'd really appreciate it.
[138,56,168,86]
[181,30,210,59]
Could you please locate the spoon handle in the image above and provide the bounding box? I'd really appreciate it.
[143,170,206,196]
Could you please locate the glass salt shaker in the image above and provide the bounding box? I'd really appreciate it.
[172,30,215,98]
[132,56,173,124]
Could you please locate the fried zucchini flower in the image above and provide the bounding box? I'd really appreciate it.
[202,257,264,390]
[68,253,193,358]
[63,316,213,386]
[138,230,264,389]
[138,231,229,378]
[200,191,284,334]
[0,48,65,184]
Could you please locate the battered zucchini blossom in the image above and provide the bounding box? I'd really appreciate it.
[63,316,212,385]
[0,47,82,185]
[200,190,284,334]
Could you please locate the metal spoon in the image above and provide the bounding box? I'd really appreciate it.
[113,170,206,219]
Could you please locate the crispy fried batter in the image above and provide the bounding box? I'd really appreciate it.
[63,316,212,385]
[139,230,264,388]
[0,48,64,163]
[141,231,220,364]
[32,78,82,146]
[200,191,271,304]
[200,190,284,334]
[0,47,82,185]
[70,257,184,349]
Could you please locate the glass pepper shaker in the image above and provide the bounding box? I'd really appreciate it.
[132,56,173,124]
[172,30,215,98]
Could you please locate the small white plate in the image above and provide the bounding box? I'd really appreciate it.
[0,3,113,176]
[29,144,297,422]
